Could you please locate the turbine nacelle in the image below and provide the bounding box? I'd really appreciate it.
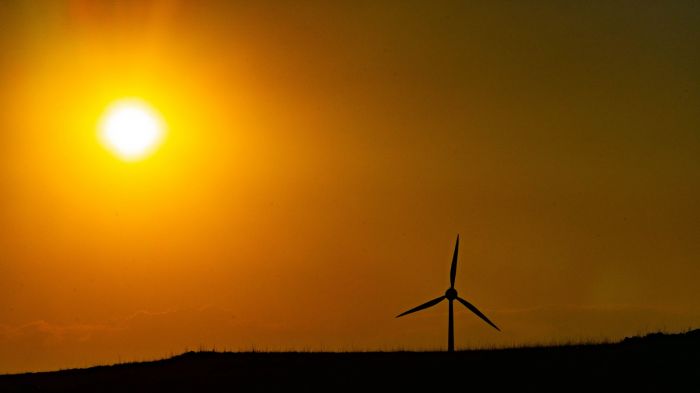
[445,287,458,300]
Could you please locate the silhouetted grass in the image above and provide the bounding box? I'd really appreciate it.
[0,329,697,392]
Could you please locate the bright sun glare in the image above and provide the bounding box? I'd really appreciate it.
[99,99,165,161]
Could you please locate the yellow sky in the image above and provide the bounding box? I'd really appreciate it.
[1,1,699,373]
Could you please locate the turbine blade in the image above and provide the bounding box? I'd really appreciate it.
[450,235,460,288]
[396,296,446,318]
[456,297,500,331]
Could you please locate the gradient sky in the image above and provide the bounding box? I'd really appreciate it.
[1,0,699,373]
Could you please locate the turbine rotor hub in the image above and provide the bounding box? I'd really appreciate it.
[445,288,458,300]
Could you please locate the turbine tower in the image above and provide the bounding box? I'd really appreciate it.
[396,235,500,352]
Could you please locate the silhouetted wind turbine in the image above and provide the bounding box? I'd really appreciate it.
[396,235,500,352]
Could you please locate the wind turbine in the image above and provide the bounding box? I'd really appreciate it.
[396,235,500,352]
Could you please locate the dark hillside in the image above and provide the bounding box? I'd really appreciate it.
[1,330,697,392]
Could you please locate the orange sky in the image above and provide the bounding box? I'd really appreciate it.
[1,1,699,373]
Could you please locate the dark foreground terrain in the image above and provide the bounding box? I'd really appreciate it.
[1,330,698,392]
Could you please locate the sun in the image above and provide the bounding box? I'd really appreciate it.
[99,99,166,161]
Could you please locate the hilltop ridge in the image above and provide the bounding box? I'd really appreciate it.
[1,329,697,392]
